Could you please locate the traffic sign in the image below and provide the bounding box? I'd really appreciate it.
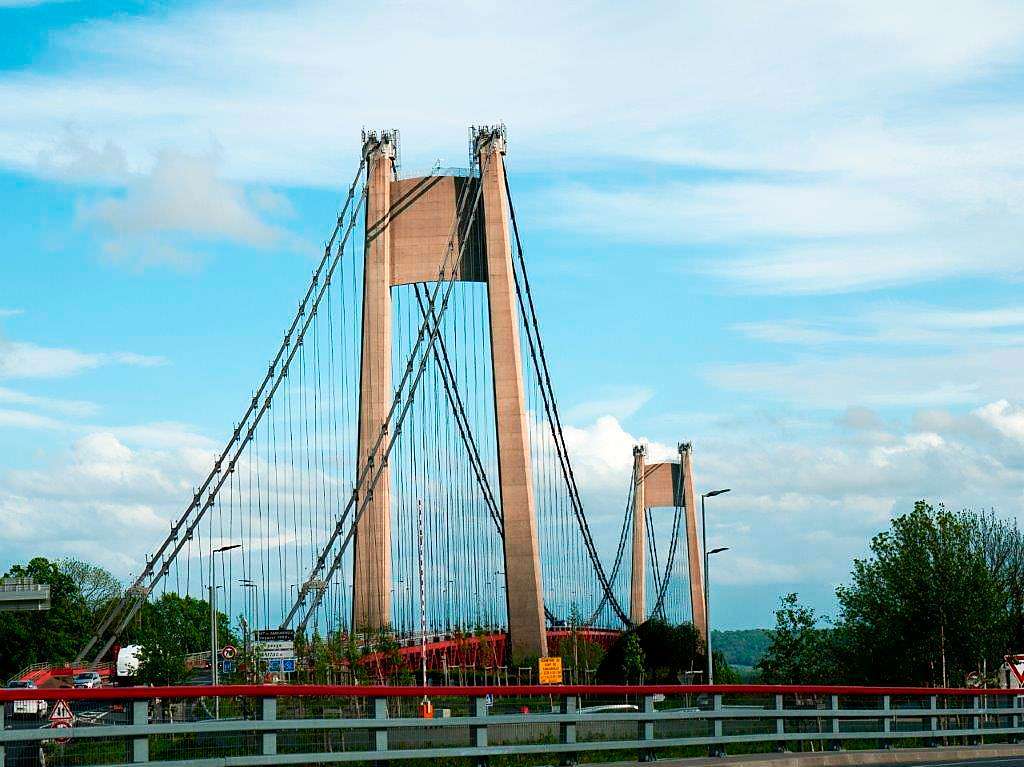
[255,629,294,642]
[222,660,235,673]
[282,658,296,673]
[49,700,75,725]
[257,640,294,659]
[538,656,563,685]
[52,721,72,745]
[221,644,238,660]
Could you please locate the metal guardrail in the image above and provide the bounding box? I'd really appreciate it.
[3,684,1024,767]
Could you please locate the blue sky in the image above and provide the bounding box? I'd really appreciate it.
[3,0,1024,629]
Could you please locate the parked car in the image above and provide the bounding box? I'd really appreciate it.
[72,671,102,689]
[5,680,48,718]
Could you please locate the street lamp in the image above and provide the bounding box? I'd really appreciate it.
[210,544,241,701]
[701,489,730,686]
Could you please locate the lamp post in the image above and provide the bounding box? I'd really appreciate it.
[701,489,730,685]
[210,544,241,706]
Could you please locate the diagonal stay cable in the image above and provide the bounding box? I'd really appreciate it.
[77,158,368,664]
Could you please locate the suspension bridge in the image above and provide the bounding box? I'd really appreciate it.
[72,125,708,673]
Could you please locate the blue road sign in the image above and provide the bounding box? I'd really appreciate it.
[282,658,296,673]
[268,660,282,672]
[221,660,235,673]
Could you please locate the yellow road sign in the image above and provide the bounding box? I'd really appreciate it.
[538,656,563,684]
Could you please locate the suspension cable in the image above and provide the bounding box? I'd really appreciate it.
[76,158,368,664]
[503,165,633,627]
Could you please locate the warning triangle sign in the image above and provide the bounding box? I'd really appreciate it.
[50,699,75,724]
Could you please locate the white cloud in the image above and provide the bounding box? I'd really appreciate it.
[0,339,165,379]
[734,303,1024,349]
[707,349,1024,409]
[564,387,654,423]
[0,0,71,6]
[547,180,923,243]
[0,309,23,318]
[78,151,293,270]
[0,408,64,430]
[975,400,1024,443]
[1,2,1023,290]
[0,386,97,417]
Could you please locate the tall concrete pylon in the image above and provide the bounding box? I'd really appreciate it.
[679,442,707,642]
[352,126,547,660]
[630,445,647,624]
[352,132,395,632]
[637,442,708,642]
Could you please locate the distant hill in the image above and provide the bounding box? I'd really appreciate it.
[713,628,771,668]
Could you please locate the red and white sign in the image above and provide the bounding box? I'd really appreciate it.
[1006,654,1024,685]
[221,644,238,660]
[49,699,75,725]
[52,721,72,745]
[49,700,75,744]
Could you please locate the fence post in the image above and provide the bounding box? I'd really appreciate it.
[775,693,786,752]
[0,695,5,767]
[471,696,488,767]
[131,699,149,763]
[1014,694,1021,742]
[882,695,891,748]
[973,695,981,744]
[637,694,656,762]
[371,696,389,765]
[830,694,841,750]
[261,697,277,757]
[711,693,725,758]
[929,694,938,747]
[560,694,577,766]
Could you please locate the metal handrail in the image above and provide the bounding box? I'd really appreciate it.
[2,684,1023,767]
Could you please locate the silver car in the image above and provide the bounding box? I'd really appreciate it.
[72,671,102,689]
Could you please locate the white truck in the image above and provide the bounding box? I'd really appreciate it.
[115,645,142,684]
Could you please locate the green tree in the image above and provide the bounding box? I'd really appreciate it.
[128,592,233,685]
[833,501,1006,686]
[56,558,121,613]
[599,619,703,683]
[757,593,831,684]
[713,649,740,684]
[0,557,92,679]
[622,632,646,682]
[711,629,772,668]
